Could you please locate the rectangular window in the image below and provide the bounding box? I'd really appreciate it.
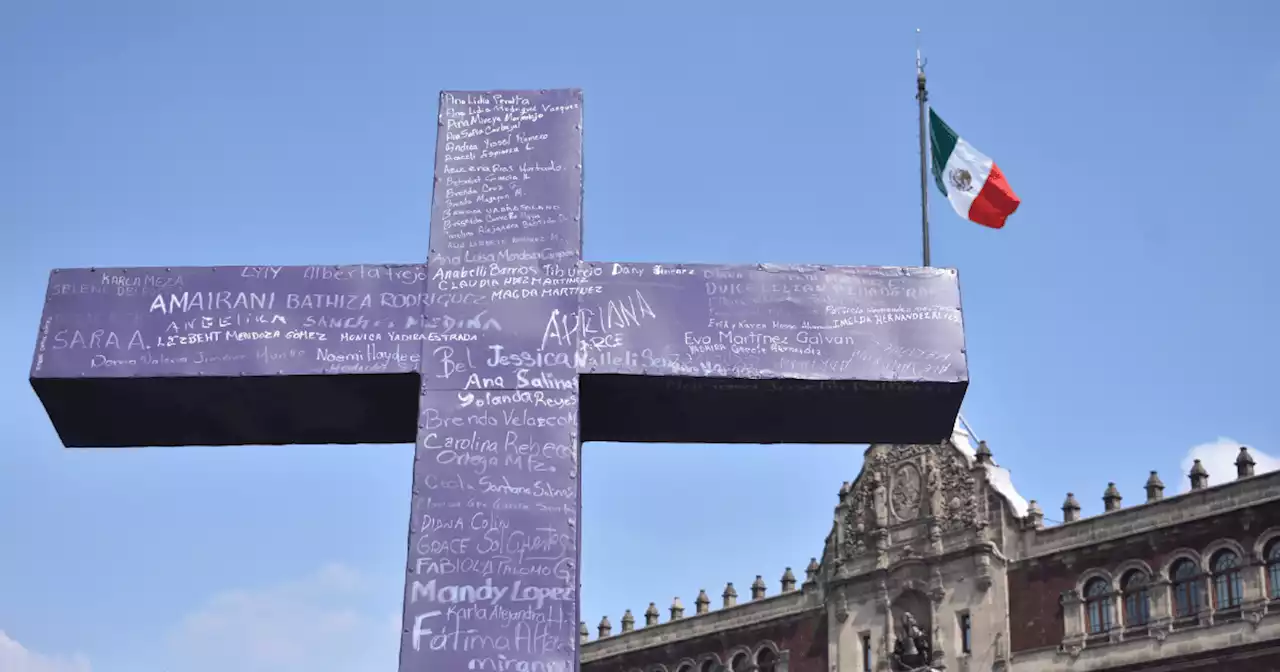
[1123,589,1150,626]
[1174,581,1200,618]
[1214,571,1243,609]
[958,612,972,654]
[862,632,872,671]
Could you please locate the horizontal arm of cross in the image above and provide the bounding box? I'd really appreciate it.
[30,260,966,447]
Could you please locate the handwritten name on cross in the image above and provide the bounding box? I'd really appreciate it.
[29,89,968,672]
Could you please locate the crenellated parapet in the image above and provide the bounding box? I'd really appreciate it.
[580,564,827,672]
[1017,445,1275,553]
[580,566,820,652]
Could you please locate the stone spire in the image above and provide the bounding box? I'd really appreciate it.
[1145,471,1164,502]
[597,615,611,638]
[1062,492,1081,522]
[751,575,767,600]
[644,602,660,626]
[781,567,797,593]
[722,582,738,607]
[975,440,993,466]
[1189,459,1209,490]
[1102,482,1122,512]
[804,557,820,584]
[695,589,710,615]
[1237,446,1256,478]
[1025,500,1044,529]
[669,597,684,621]
[621,609,635,633]
[579,621,589,644]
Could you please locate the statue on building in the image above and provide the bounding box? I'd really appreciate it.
[891,611,934,671]
[871,470,889,528]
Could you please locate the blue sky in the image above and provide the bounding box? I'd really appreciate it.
[2,2,1278,671]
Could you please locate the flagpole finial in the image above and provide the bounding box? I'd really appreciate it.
[915,28,927,84]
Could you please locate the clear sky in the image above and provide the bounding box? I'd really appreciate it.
[2,2,1278,671]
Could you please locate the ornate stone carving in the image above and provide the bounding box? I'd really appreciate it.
[872,470,889,528]
[925,453,945,517]
[929,567,946,604]
[936,450,980,531]
[974,552,993,591]
[891,462,923,522]
[840,442,986,563]
[839,477,872,559]
[875,581,891,613]
[1245,608,1264,630]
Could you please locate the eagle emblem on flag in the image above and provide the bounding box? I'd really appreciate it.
[948,168,973,193]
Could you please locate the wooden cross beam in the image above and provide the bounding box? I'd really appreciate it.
[28,89,968,672]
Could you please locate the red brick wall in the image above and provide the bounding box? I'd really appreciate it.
[582,609,827,672]
[1007,499,1280,653]
[1101,641,1280,670]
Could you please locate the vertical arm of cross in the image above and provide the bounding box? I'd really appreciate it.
[400,90,585,672]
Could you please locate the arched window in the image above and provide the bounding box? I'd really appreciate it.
[698,660,716,672]
[1211,549,1243,610]
[1170,558,1201,619]
[1265,538,1280,600]
[756,648,778,672]
[730,652,750,672]
[675,665,693,672]
[1121,569,1151,627]
[1083,577,1113,634]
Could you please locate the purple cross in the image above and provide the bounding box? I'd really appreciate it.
[29,89,968,672]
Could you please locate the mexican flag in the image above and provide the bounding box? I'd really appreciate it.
[929,109,1021,229]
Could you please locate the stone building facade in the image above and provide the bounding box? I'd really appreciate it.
[579,426,1280,671]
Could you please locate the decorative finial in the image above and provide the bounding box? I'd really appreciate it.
[916,28,927,82]
[1145,471,1165,502]
[1189,459,1209,490]
[1237,446,1256,478]
[695,589,710,615]
[1062,492,1082,522]
[669,597,684,620]
[722,582,738,608]
[1102,482,1122,512]
[975,440,993,466]
[644,602,660,626]
[805,557,820,583]
[1025,500,1044,530]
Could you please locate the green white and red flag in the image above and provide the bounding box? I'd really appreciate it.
[929,109,1021,229]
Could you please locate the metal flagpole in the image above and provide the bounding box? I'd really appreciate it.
[917,31,980,446]
[916,28,931,268]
